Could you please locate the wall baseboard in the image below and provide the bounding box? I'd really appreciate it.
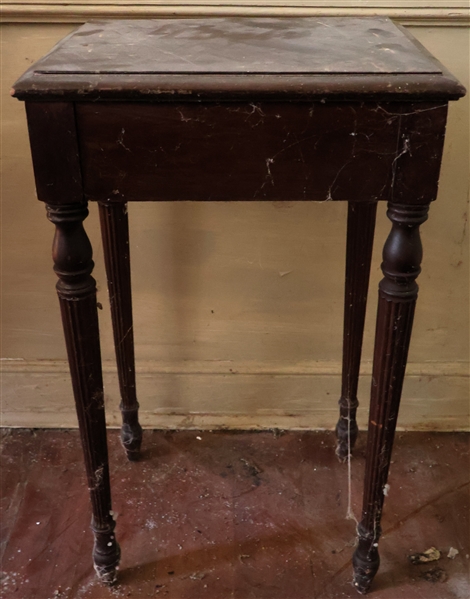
[1,3,469,25]
[2,359,468,431]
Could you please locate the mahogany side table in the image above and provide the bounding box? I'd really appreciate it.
[12,17,465,594]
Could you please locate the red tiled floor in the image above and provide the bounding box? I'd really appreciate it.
[1,429,469,598]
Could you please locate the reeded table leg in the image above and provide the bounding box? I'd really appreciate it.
[99,202,142,461]
[336,202,377,460]
[352,203,429,594]
[47,203,120,584]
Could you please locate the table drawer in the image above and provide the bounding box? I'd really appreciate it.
[76,101,446,204]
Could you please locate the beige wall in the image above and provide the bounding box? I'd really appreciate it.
[1,20,469,430]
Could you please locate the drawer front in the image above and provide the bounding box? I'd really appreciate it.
[76,101,446,204]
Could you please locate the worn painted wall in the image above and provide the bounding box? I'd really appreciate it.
[1,22,469,430]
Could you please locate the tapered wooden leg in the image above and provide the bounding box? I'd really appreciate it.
[336,202,377,460]
[99,202,142,461]
[352,203,429,594]
[47,203,120,584]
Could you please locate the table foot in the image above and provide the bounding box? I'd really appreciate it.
[120,405,143,461]
[335,396,359,461]
[352,522,380,594]
[92,520,121,585]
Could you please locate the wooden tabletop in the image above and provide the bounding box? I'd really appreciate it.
[12,17,465,101]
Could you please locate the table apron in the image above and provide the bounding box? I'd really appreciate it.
[73,101,448,205]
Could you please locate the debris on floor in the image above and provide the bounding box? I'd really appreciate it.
[420,567,448,583]
[409,547,441,564]
[447,547,459,559]
[188,572,206,581]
